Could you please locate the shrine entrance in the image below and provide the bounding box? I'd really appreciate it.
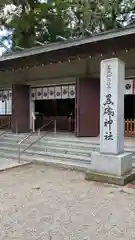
[35,98,75,132]
[32,85,76,133]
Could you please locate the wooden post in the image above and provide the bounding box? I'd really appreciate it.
[54,120,56,135]
[15,120,18,134]
[130,119,133,136]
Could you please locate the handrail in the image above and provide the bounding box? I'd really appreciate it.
[37,120,56,137]
[40,121,51,131]
[19,130,50,158]
[18,119,55,162]
[18,131,33,145]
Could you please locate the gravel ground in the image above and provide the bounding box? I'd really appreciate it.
[0,164,135,240]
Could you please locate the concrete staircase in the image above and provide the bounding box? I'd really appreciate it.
[0,133,94,171]
[0,132,135,171]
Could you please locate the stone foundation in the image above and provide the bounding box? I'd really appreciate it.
[85,151,135,186]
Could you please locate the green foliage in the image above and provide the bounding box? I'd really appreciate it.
[0,0,135,49]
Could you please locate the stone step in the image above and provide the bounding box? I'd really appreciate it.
[2,135,38,143]
[0,141,29,148]
[0,155,91,172]
[1,141,135,158]
[1,142,135,161]
[2,134,135,158]
[41,139,99,150]
[4,134,135,152]
[2,138,135,157]
[3,134,100,145]
[30,156,91,172]
[3,133,135,147]
[0,153,134,173]
[0,146,134,166]
[1,138,100,151]
[0,157,30,171]
[8,153,91,167]
[4,133,96,141]
[0,144,92,158]
[0,147,91,164]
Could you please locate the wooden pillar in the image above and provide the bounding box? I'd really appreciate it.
[76,78,100,137]
[12,84,30,133]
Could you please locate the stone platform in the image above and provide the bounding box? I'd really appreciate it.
[85,151,135,186]
[0,158,30,172]
[85,170,135,186]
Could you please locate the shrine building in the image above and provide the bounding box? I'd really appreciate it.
[0,25,135,137]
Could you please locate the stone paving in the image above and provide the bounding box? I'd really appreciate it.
[0,158,29,172]
[0,164,135,240]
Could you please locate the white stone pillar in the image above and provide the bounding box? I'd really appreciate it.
[88,58,133,183]
[100,58,124,154]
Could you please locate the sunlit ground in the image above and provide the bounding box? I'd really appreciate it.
[0,164,135,240]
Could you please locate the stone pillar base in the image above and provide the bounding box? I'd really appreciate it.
[85,152,135,186]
